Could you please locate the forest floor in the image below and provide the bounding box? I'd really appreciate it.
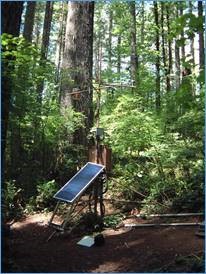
[3,209,204,273]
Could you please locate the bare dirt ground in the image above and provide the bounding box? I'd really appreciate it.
[3,212,204,273]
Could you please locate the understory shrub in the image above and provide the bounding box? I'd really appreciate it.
[101,92,204,213]
[2,181,23,220]
[25,179,58,213]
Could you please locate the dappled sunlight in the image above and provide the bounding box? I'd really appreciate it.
[4,214,204,273]
[2,1,204,273]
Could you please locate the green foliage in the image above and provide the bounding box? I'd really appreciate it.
[170,12,204,40]
[35,180,58,211]
[25,179,58,213]
[100,85,203,212]
[103,213,125,228]
[101,94,160,156]
[3,2,204,217]
[2,181,23,220]
[3,34,85,201]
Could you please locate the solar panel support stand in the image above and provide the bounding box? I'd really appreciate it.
[48,201,60,226]
[47,162,106,241]
[47,186,105,241]
[47,197,83,241]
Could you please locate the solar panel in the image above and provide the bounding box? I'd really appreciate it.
[54,162,105,203]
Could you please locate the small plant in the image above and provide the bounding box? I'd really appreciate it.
[35,179,58,211]
[103,213,125,228]
[2,181,23,220]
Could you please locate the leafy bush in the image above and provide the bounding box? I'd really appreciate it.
[2,34,85,198]
[2,181,23,220]
[35,180,58,211]
[101,91,204,213]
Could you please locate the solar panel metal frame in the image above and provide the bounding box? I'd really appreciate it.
[54,162,105,203]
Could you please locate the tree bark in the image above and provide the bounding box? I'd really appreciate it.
[1,1,24,162]
[2,2,24,36]
[108,8,113,71]
[56,2,67,85]
[117,34,121,76]
[166,3,172,92]
[60,2,94,147]
[198,1,205,70]
[37,1,54,102]
[23,1,36,42]
[33,2,44,47]
[41,1,53,60]
[129,1,138,86]
[160,3,167,88]
[189,1,195,66]
[140,1,145,45]
[175,4,181,90]
[179,5,185,62]
[153,2,161,111]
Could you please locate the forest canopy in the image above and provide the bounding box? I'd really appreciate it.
[1,0,205,219]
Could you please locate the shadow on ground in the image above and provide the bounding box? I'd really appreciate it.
[3,215,204,273]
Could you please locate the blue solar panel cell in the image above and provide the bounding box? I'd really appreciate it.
[54,162,105,203]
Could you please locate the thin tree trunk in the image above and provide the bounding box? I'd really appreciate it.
[56,2,67,85]
[37,1,54,102]
[33,2,53,172]
[189,1,195,66]
[60,2,94,147]
[41,1,53,60]
[175,40,181,89]
[140,0,145,45]
[117,34,121,77]
[154,2,161,111]
[166,3,172,92]
[94,38,100,82]
[198,1,204,70]
[23,1,36,42]
[179,5,185,63]
[108,9,113,71]
[160,3,167,89]
[175,4,181,89]
[33,2,43,47]
[129,1,138,86]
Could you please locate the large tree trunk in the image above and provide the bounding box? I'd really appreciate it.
[198,1,205,71]
[2,2,24,36]
[1,1,24,163]
[153,2,161,111]
[60,2,94,147]
[129,1,138,86]
[23,1,36,42]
